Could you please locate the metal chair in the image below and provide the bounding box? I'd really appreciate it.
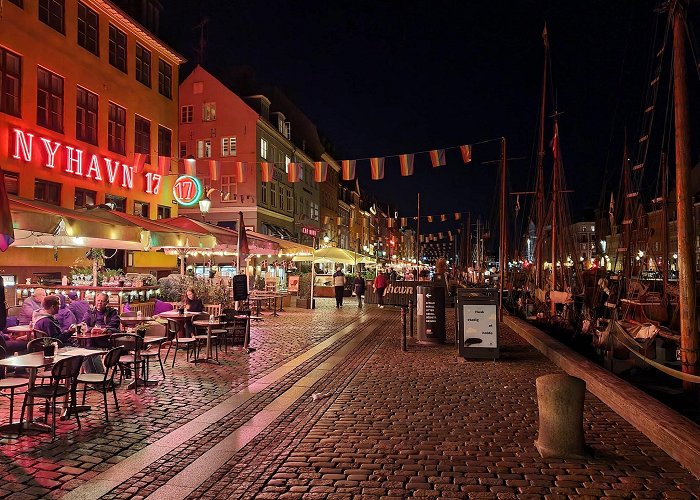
[18,355,84,440]
[164,319,197,367]
[141,337,166,379]
[221,308,248,350]
[0,346,28,425]
[109,333,144,392]
[76,347,123,421]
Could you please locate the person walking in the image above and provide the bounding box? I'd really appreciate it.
[353,271,366,308]
[333,266,346,308]
[374,271,387,308]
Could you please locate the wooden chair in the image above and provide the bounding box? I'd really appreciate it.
[76,347,123,421]
[203,303,222,317]
[19,355,84,440]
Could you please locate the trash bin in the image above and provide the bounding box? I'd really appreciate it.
[416,285,446,343]
[456,288,499,359]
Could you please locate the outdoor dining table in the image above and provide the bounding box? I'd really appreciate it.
[73,330,109,348]
[191,319,222,364]
[120,316,154,329]
[158,310,197,338]
[0,347,105,433]
[6,324,33,339]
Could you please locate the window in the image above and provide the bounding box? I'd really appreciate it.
[37,67,63,132]
[76,86,98,145]
[202,102,216,121]
[180,105,193,123]
[221,136,236,157]
[74,188,95,208]
[108,24,127,73]
[39,0,64,33]
[134,201,149,218]
[8,0,23,7]
[34,179,61,205]
[260,138,268,159]
[197,139,211,158]
[108,102,126,155]
[77,2,99,55]
[285,155,290,173]
[278,186,283,209]
[287,189,293,211]
[157,125,171,157]
[157,205,171,219]
[158,59,172,98]
[221,175,235,201]
[134,115,151,164]
[0,48,21,117]
[3,171,18,195]
[261,184,267,205]
[105,194,125,212]
[135,44,151,87]
[179,141,187,159]
[270,183,276,208]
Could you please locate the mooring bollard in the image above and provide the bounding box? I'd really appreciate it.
[401,305,407,351]
[535,374,591,459]
[408,299,414,337]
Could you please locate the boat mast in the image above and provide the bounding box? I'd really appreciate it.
[550,119,560,316]
[499,137,507,320]
[661,152,669,293]
[535,25,549,288]
[671,0,698,389]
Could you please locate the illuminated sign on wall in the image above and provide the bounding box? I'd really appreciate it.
[10,129,162,195]
[172,175,203,206]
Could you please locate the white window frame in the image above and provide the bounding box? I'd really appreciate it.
[197,139,211,159]
[180,105,193,123]
[202,102,216,121]
[285,155,290,173]
[260,138,268,159]
[222,136,237,157]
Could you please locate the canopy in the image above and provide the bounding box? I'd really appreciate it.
[249,231,313,257]
[291,247,371,265]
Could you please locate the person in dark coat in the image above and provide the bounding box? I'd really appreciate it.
[67,291,89,323]
[353,272,366,308]
[56,294,77,334]
[182,287,203,336]
[81,292,121,334]
[333,267,346,308]
[34,295,75,345]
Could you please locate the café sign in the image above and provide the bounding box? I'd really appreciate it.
[10,128,162,195]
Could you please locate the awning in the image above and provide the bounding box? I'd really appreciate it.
[251,231,313,258]
[263,223,296,242]
[302,247,369,265]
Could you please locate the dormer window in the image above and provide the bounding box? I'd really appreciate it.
[284,121,291,140]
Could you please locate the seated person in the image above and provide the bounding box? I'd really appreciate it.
[0,331,27,356]
[57,294,77,333]
[182,287,203,336]
[67,291,89,323]
[33,295,76,345]
[18,287,46,326]
[81,292,121,334]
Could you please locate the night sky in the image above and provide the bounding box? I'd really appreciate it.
[160,0,676,234]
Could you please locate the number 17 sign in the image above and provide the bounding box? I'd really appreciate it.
[172,175,203,206]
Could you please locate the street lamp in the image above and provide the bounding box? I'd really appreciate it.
[323,235,330,244]
[198,193,211,221]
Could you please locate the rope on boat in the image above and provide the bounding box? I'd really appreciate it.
[610,320,700,384]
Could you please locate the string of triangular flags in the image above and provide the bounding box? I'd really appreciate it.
[134,141,478,184]
[417,228,462,242]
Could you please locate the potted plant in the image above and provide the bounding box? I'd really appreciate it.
[296,272,313,309]
[40,337,56,357]
[135,324,148,339]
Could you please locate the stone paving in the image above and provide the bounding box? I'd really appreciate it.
[0,299,699,499]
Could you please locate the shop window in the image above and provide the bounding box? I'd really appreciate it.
[105,194,125,212]
[35,179,61,205]
[135,44,151,87]
[0,48,21,117]
[108,24,127,73]
[108,102,126,155]
[77,2,99,56]
[180,105,192,123]
[39,0,64,34]
[221,136,236,157]
[197,139,211,158]
[134,115,151,164]
[157,205,171,219]
[158,59,172,98]
[202,102,216,121]
[37,67,63,132]
[3,171,18,195]
[158,125,172,157]
[134,201,149,218]
[74,188,95,208]
[76,86,98,145]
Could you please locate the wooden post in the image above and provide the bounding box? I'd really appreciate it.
[672,1,698,391]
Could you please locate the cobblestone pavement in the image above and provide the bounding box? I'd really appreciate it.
[1,300,699,499]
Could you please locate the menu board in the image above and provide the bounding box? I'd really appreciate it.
[288,275,299,292]
[462,304,497,348]
[233,274,248,301]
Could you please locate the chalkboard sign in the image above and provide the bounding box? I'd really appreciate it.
[233,274,248,301]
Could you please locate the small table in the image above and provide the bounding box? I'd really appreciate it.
[73,331,109,348]
[158,311,197,338]
[120,316,154,330]
[6,324,33,339]
[0,347,104,433]
[191,319,221,364]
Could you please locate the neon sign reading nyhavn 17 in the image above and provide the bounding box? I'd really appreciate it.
[10,129,162,195]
